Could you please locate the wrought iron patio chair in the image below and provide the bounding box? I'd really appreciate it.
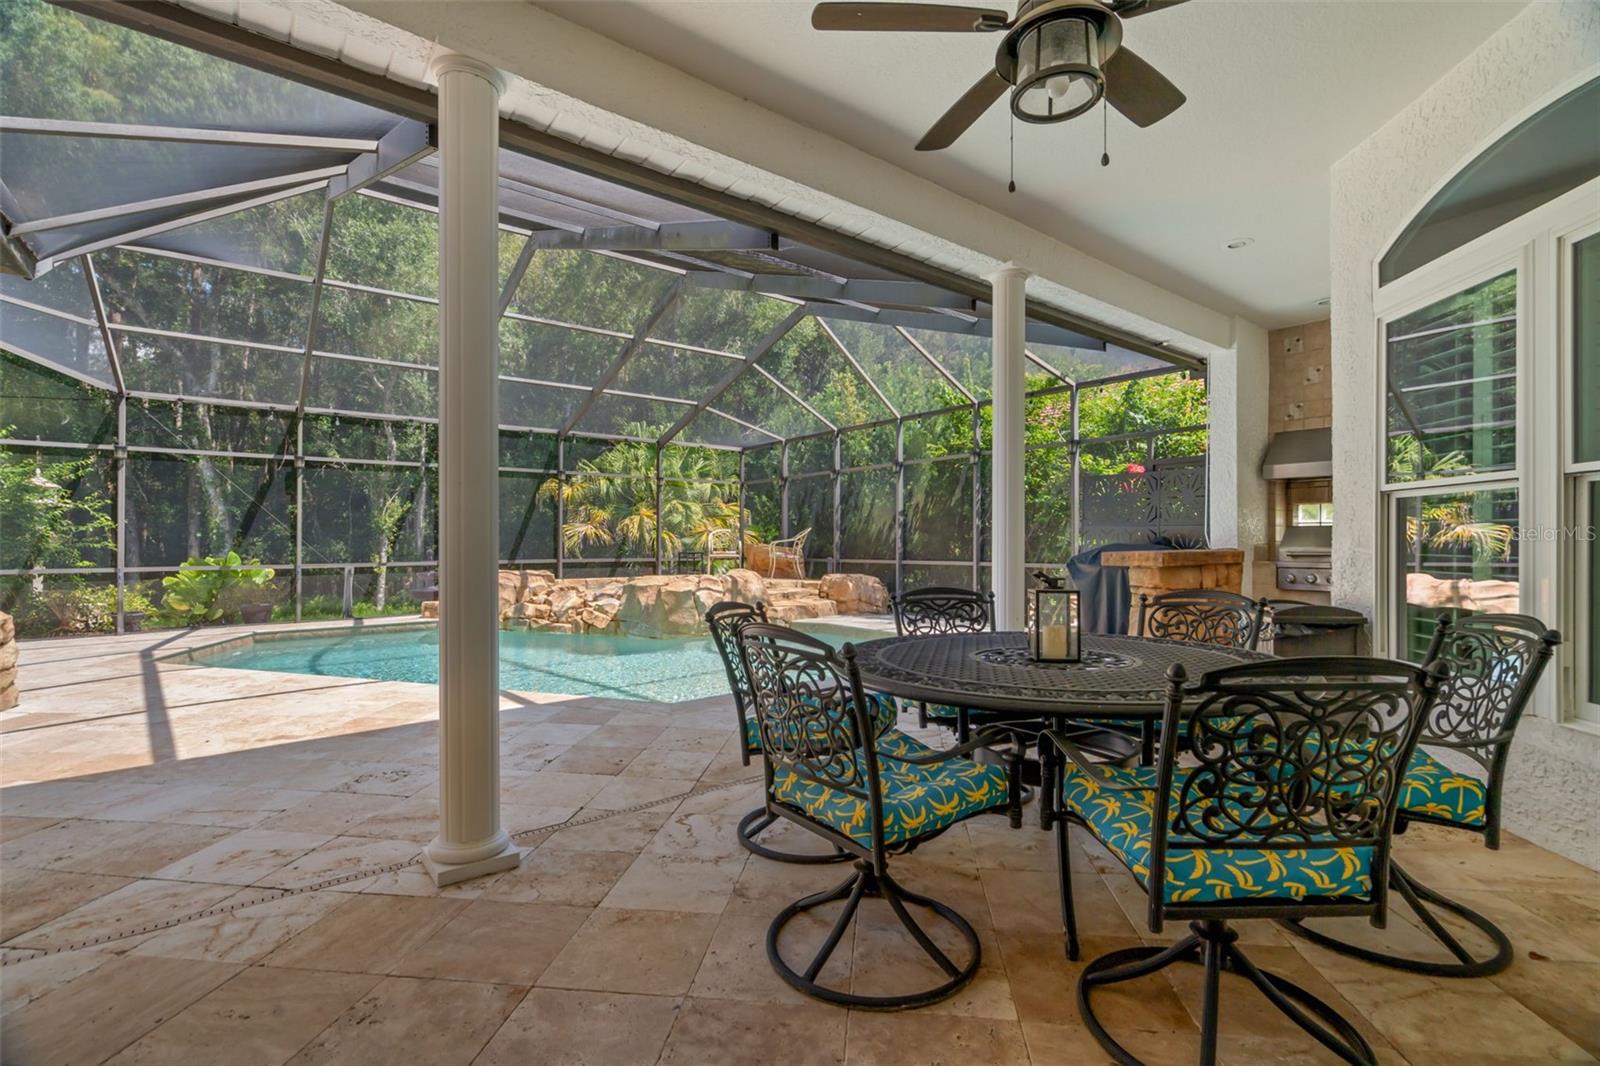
[1043,656,1444,1065]
[1283,612,1560,978]
[892,586,997,739]
[1120,588,1269,763]
[706,600,897,865]
[737,622,1023,1008]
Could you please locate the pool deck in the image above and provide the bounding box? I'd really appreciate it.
[2,623,1598,1065]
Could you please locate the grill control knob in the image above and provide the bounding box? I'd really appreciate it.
[1284,573,1297,584]
[1306,574,1319,585]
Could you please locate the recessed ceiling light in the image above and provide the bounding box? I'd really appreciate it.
[1315,297,1332,307]
[1222,237,1255,250]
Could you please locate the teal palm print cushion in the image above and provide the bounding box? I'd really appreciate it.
[772,729,1008,846]
[1061,763,1374,905]
[1400,749,1488,827]
[743,691,898,753]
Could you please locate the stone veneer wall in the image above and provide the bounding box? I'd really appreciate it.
[1256,318,1335,602]
[1100,549,1245,634]
[0,611,16,709]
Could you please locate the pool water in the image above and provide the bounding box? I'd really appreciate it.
[197,624,856,704]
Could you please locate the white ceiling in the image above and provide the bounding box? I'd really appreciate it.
[537,0,1526,328]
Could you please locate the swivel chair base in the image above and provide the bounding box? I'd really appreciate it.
[1280,862,1513,978]
[737,808,851,864]
[767,858,980,1010]
[1080,919,1377,1065]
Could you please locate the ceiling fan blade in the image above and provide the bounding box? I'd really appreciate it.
[1116,0,1191,17]
[811,3,1009,32]
[1103,46,1186,127]
[916,69,1009,151]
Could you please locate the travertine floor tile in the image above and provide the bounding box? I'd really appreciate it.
[0,954,240,1066]
[389,899,589,984]
[151,828,332,885]
[0,818,234,878]
[477,847,636,906]
[259,894,467,974]
[9,878,240,952]
[131,888,350,964]
[0,866,133,941]
[844,1010,1029,1066]
[105,967,381,1066]
[539,908,719,995]
[285,975,525,1066]
[659,996,846,1066]
[473,987,681,1066]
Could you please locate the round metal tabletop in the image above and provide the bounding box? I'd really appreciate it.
[851,631,1271,719]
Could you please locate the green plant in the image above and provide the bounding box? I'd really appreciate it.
[160,552,276,624]
[1405,501,1515,562]
[540,425,741,560]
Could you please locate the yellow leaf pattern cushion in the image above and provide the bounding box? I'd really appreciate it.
[772,728,1008,846]
[1061,763,1373,905]
[1400,749,1488,827]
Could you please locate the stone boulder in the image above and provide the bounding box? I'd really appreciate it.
[0,610,16,710]
[614,574,728,638]
[724,568,766,606]
[818,573,890,615]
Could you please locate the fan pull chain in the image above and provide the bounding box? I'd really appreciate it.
[1100,100,1110,168]
[1008,112,1017,193]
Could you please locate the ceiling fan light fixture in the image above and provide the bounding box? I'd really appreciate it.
[1010,14,1104,124]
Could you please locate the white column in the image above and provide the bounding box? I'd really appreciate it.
[990,263,1029,630]
[424,51,521,887]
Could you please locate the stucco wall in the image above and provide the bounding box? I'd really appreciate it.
[1330,1,1600,867]
[1206,317,1270,596]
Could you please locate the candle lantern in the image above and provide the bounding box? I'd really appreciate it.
[1030,586,1081,663]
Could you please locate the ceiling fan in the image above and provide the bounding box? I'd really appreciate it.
[811,0,1189,151]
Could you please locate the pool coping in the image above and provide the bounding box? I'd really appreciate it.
[158,616,437,666]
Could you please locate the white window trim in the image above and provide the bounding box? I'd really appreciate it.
[1374,175,1600,727]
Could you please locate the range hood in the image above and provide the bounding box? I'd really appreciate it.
[1260,428,1332,480]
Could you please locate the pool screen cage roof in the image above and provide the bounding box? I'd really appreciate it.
[0,0,1192,456]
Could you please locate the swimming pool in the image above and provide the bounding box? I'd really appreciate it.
[191,622,869,703]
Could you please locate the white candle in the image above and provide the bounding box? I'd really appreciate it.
[1042,623,1068,659]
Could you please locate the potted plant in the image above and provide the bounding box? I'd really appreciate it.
[161,553,277,626]
[121,586,154,632]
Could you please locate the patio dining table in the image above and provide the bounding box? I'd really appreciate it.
[852,631,1273,828]
[851,630,1271,721]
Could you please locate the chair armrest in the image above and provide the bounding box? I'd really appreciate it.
[1040,728,1149,791]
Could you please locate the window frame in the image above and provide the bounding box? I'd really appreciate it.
[1373,175,1600,728]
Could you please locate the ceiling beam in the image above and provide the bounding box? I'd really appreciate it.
[531,220,778,253]
[656,307,806,446]
[325,119,434,200]
[686,270,975,311]
[295,201,337,414]
[32,179,330,275]
[803,301,1109,350]
[0,115,379,152]
[558,278,684,436]
[81,254,125,396]
[9,166,349,236]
